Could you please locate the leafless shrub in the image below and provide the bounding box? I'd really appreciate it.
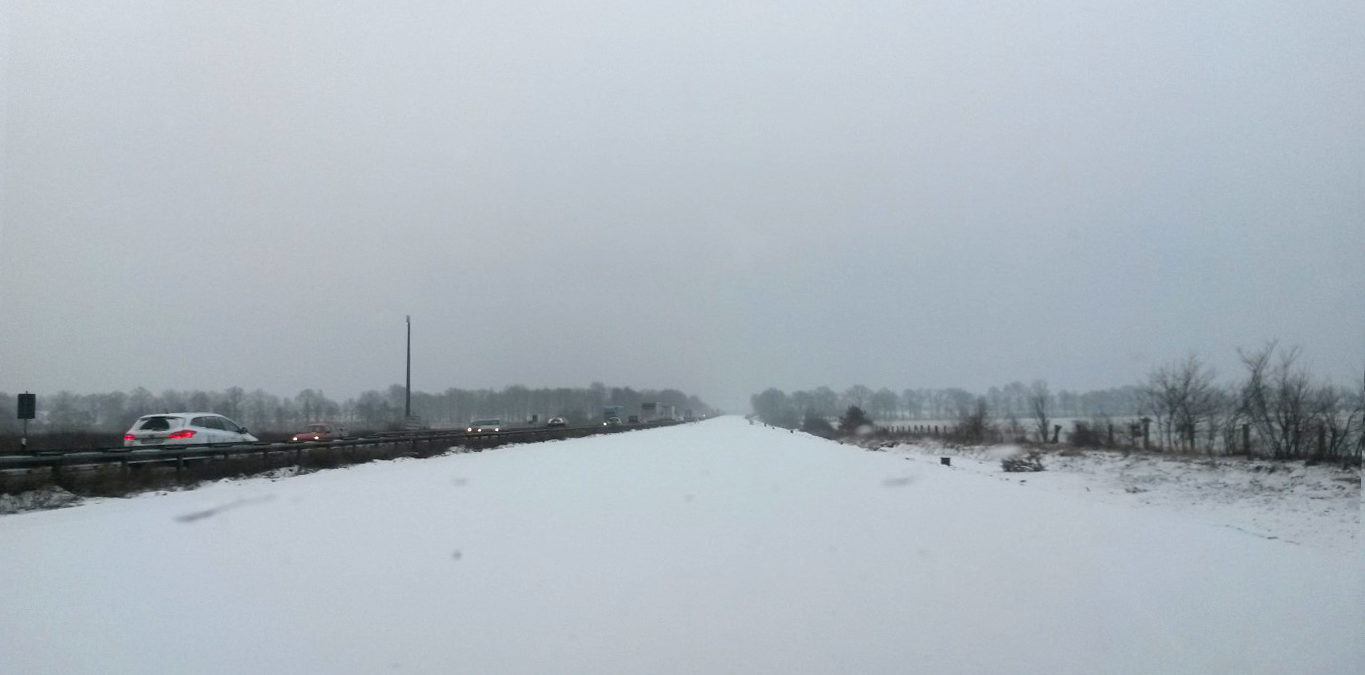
[1142,355,1220,453]
[953,397,995,443]
[1066,420,1107,447]
[1002,452,1045,472]
[1029,381,1051,443]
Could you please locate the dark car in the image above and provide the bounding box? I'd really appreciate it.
[466,419,503,432]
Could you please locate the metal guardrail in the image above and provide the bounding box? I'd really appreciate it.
[0,421,683,472]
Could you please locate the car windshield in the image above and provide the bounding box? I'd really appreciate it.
[307,425,328,432]
[471,420,499,426]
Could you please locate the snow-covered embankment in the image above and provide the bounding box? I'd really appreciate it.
[0,417,1359,674]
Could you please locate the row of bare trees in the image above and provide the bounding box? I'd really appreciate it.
[0,383,711,436]
[1139,344,1362,460]
[752,343,1363,463]
[754,383,1142,426]
[0,387,335,435]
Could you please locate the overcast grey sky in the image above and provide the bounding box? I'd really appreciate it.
[2,1,1362,411]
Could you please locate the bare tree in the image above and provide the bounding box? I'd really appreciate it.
[901,389,923,419]
[1359,369,1365,458]
[811,387,839,418]
[1143,355,1218,452]
[870,388,899,421]
[955,396,994,443]
[1237,343,1315,459]
[1309,378,1361,462]
[944,388,975,419]
[843,385,872,411]
[1029,380,1051,443]
[1357,369,1365,459]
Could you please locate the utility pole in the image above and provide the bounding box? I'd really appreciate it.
[405,315,412,419]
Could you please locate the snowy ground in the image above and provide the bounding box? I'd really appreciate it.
[1,417,1360,674]
[875,439,1361,555]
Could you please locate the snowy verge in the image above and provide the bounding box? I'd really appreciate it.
[0,486,83,514]
[877,439,1361,554]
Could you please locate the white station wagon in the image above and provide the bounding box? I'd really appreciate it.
[123,413,258,447]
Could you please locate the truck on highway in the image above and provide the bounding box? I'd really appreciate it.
[641,402,677,423]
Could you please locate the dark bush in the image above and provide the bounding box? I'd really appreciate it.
[838,406,872,435]
[801,411,837,438]
[954,397,994,443]
[1066,421,1108,447]
[1002,452,1045,472]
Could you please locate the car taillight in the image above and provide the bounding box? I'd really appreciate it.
[168,430,196,439]
[123,434,136,442]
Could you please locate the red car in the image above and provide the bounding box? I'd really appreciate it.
[291,423,344,442]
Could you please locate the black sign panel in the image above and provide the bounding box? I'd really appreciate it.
[17,393,36,420]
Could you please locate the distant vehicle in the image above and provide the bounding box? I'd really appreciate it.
[641,401,677,423]
[546,417,567,427]
[603,416,622,427]
[123,413,257,448]
[467,419,503,432]
[291,423,343,442]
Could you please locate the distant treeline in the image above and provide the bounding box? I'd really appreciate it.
[0,383,712,434]
[752,384,1144,425]
[753,343,1364,462]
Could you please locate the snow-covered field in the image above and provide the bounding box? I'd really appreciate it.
[876,439,1361,555]
[1,417,1360,674]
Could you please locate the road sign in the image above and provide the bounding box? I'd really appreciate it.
[17,393,35,420]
